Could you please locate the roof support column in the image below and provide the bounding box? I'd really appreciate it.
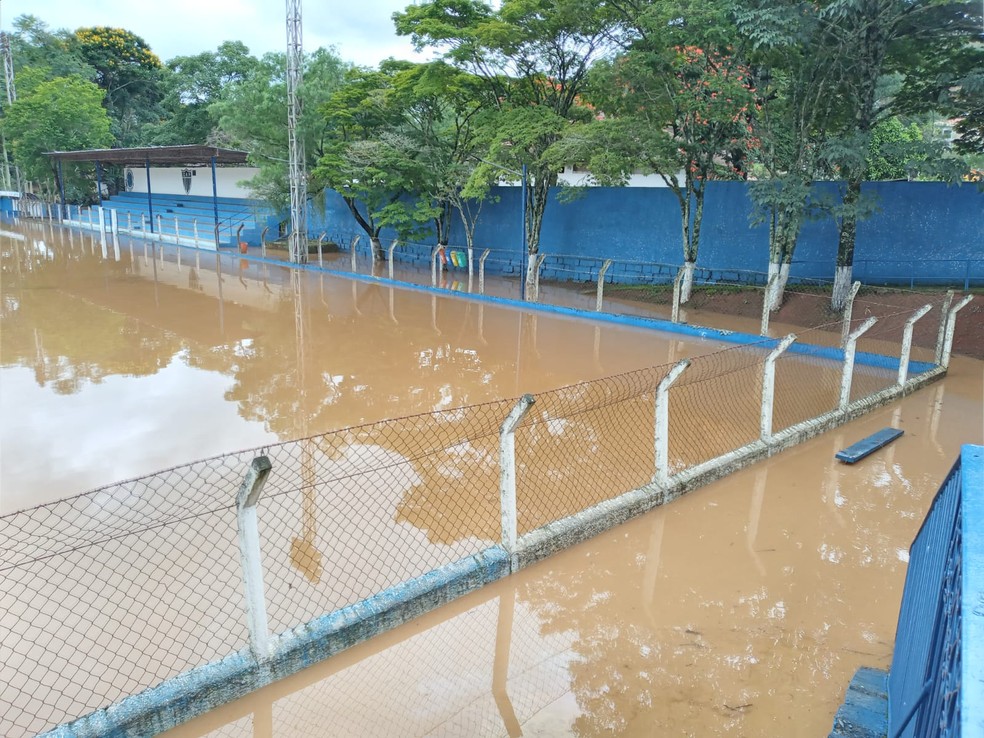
[211,155,220,247]
[146,155,155,234]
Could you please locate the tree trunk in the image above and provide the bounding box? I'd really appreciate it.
[370,236,384,262]
[525,250,539,302]
[832,177,861,311]
[680,260,695,304]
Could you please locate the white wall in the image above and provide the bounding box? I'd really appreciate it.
[124,166,260,198]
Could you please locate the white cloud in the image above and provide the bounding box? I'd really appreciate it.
[6,0,427,67]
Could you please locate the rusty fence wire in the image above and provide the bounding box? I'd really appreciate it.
[0,288,966,737]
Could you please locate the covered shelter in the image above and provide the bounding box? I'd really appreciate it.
[43,145,249,237]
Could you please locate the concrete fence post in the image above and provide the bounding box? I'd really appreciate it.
[87,207,94,231]
[127,212,132,234]
[97,207,106,234]
[671,268,685,324]
[350,235,361,273]
[318,232,327,268]
[432,246,444,287]
[174,216,181,244]
[840,316,877,411]
[596,259,613,312]
[156,215,163,242]
[934,290,955,365]
[193,220,200,249]
[260,227,269,258]
[467,246,475,288]
[760,334,797,442]
[840,281,862,347]
[110,209,119,235]
[655,360,690,486]
[479,249,491,295]
[761,273,778,336]
[897,304,933,386]
[140,213,146,235]
[236,456,273,661]
[387,239,400,280]
[940,295,974,370]
[499,394,535,560]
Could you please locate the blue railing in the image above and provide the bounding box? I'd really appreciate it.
[888,444,983,738]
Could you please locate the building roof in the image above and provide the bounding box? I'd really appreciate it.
[43,145,250,167]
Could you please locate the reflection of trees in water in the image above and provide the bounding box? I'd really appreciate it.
[0,235,183,394]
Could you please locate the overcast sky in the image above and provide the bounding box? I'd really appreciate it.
[4,0,432,68]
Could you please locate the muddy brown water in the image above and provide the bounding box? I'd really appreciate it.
[2,220,981,737]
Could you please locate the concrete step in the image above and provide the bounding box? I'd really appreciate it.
[829,667,888,738]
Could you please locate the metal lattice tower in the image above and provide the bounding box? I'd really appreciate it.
[286,0,307,264]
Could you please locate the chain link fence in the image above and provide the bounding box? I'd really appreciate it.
[0,266,968,736]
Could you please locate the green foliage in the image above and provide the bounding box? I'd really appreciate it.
[144,41,259,146]
[73,27,164,146]
[2,75,113,200]
[211,48,348,213]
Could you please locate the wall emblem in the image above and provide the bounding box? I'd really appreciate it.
[125,169,134,191]
[181,168,194,195]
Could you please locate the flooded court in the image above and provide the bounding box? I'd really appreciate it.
[2,218,980,737]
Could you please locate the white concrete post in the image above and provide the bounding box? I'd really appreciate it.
[840,281,862,347]
[260,227,269,258]
[940,295,974,370]
[897,304,933,386]
[499,394,535,558]
[318,232,327,268]
[840,316,877,411]
[596,259,613,312]
[671,268,685,323]
[350,235,361,272]
[479,249,491,295]
[140,213,146,235]
[760,334,797,442]
[761,272,778,336]
[156,215,163,242]
[236,456,273,661]
[97,207,106,234]
[387,239,399,280]
[467,246,474,288]
[87,208,94,231]
[432,246,444,287]
[193,220,200,249]
[110,209,119,235]
[934,290,955,364]
[655,360,690,486]
[174,216,180,244]
[126,212,132,234]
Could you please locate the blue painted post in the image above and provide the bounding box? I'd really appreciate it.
[57,159,66,221]
[211,156,220,248]
[145,157,155,234]
[520,164,527,301]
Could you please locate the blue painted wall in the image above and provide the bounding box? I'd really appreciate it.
[312,181,984,286]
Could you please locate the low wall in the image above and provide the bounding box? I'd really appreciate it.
[314,181,984,287]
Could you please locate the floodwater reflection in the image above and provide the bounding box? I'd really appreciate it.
[1,220,727,512]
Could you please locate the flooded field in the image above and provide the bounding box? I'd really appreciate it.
[2,218,979,738]
[0,220,727,514]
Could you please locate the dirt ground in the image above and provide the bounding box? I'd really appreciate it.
[602,284,983,360]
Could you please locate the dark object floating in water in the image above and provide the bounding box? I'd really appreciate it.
[835,427,904,464]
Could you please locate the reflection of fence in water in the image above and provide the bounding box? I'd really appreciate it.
[0,289,969,737]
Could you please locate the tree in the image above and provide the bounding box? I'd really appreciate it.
[2,75,114,201]
[6,15,91,82]
[557,0,757,301]
[737,0,844,309]
[865,117,925,180]
[314,64,434,260]
[73,27,164,147]
[210,48,348,217]
[819,0,980,308]
[395,0,620,300]
[144,42,259,146]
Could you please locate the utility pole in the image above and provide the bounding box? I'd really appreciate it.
[286,0,307,264]
[1,29,22,193]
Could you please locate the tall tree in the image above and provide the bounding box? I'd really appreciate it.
[395,0,620,300]
[737,0,844,309]
[144,41,259,145]
[820,0,980,308]
[73,27,164,147]
[2,75,114,201]
[557,0,757,301]
[210,48,347,216]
